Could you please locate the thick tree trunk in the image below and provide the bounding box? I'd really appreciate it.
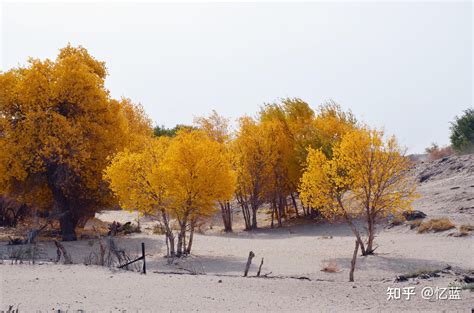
[59,211,78,241]
[47,166,79,241]
[251,203,258,229]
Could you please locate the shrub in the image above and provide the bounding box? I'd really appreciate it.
[450,108,474,153]
[418,218,455,233]
[459,224,474,233]
[425,143,453,161]
[321,260,340,273]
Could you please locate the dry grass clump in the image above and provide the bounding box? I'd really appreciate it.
[459,224,474,233]
[321,260,340,273]
[389,215,406,227]
[408,219,422,229]
[425,143,453,161]
[418,218,455,233]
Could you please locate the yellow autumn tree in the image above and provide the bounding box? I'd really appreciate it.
[299,128,417,255]
[313,101,358,158]
[0,45,151,240]
[162,129,235,255]
[232,116,274,230]
[258,107,294,227]
[260,99,317,219]
[104,137,177,255]
[194,111,234,232]
[106,130,235,256]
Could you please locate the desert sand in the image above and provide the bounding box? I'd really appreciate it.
[1,155,473,312]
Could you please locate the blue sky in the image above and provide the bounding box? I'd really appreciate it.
[1,1,472,153]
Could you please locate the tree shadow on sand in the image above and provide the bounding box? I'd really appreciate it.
[202,222,358,240]
[148,254,254,275]
[334,255,453,275]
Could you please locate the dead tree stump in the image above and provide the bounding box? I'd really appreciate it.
[349,240,359,282]
[244,251,255,277]
[256,257,264,277]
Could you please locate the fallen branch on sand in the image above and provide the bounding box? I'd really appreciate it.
[395,265,452,282]
[151,270,312,281]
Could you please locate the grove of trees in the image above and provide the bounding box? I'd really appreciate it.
[0,46,419,256]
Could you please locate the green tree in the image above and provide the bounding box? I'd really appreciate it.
[450,108,474,153]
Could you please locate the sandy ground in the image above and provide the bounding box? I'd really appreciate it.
[1,223,473,311]
[0,154,473,311]
[1,263,472,312]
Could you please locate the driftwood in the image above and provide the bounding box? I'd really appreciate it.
[256,257,264,277]
[54,240,72,264]
[243,251,255,277]
[349,240,360,282]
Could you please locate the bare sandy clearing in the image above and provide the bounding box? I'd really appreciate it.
[1,222,473,311]
[1,263,472,312]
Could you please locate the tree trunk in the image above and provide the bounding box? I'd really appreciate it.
[349,240,359,282]
[186,220,195,254]
[237,193,252,231]
[176,219,187,257]
[167,233,175,257]
[251,203,258,229]
[161,209,175,257]
[270,200,275,228]
[220,201,233,232]
[291,193,299,217]
[344,218,366,256]
[365,215,376,255]
[59,211,78,241]
[276,195,283,227]
[47,165,79,241]
[242,203,251,231]
[337,198,366,256]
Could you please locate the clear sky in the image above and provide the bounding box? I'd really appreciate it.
[1,1,472,153]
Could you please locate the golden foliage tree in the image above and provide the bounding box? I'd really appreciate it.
[313,101,358,158]
[232,116,273,229]
[163,129,235,255]
[299,128,417,255]
[194,111,234,232]
[105,130,235,256]
[104,137,176,254]
[0,45,151,240]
